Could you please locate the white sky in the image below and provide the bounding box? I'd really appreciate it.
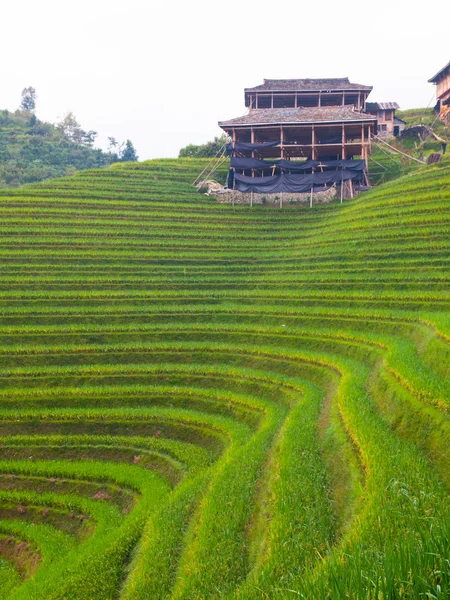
[1,0,449,159]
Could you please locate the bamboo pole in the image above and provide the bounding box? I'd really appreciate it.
[375,136,426,164]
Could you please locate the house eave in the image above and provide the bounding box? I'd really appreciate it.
[428,60,450,83]
[219,118,377,128]
[244,87,373,94]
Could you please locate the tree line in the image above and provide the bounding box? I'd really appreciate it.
[0,88,138,187]
[179,135,227,158]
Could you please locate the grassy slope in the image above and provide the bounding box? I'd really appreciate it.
[369,107,450,185]
[0,158,448,599]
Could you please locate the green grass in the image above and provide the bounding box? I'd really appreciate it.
[0,157,448,598]
[369,107,450,185]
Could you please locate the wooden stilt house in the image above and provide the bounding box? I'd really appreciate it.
[429,61,450,123]
[218,78,377,194]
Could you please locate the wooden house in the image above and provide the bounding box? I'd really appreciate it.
[219,78,377,164]
[244,78,372,111]
[393,116,406,137]
[366,102,400,137]
[218,78,377,194]
[429,61,450,123]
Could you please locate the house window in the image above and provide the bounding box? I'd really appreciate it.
[385,110,392,121]
[380,124,387,131]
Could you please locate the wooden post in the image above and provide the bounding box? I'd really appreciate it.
[361,123,365,166]
[256,94,259,109]
[251,127,255,177]
[340,174,344,203]
[318,92,321,107]
[271,93,274,108]
[295,93,298,108]
[250,191,253,207]
[310,187,313,208]
[280,126,284,159]
[312,125,316,160]
[349,180,354,199]
[280,192,283,209]
[232,169,235,208]
[342,93,345,106]
[342,123,346,160]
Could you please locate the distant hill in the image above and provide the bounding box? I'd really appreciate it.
[0,109,131,188]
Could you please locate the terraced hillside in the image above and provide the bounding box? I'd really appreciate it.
[0,158,449,599]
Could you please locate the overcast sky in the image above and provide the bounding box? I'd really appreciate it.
[1,0,449,159]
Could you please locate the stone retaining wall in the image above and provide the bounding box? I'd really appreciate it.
[212,186,337,205]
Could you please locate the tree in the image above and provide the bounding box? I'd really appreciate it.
[120,139,138,162]
[82,130,98,148]
[107,137,122,160]
[57,112,84,144]
[107,137,119,152]
[179,135,226,158]
[20,87,37,111]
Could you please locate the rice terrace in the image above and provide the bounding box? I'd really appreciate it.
[1,60,450,600]
[0,149,448,599]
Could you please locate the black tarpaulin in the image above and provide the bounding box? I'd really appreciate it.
[233,170,363,193]
[230,158,318,172]
[226,141,280,154]
[230,158,366,173]
[230,157,270,170]
[319,159,366,171]
[273,159,318,171]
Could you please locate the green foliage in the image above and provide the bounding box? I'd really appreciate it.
[179,135,226,158]
[0,158,448,598]
[19,87,36,112]
[368,107,450,185]
[120,139,138,162]
[0,110,119,188]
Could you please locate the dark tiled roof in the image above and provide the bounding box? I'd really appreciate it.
[429,60,450,83]
[219,106,377,128]
[366,102,400,111]
[245,78,372,92]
